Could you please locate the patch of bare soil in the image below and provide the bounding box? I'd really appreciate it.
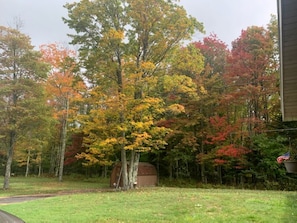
[0,188,115,205]
[0,194,54,205]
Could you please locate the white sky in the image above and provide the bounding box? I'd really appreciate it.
[0,0,277,48]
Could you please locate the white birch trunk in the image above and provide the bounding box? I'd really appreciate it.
[58,97,69,182]
[128,151,140,189]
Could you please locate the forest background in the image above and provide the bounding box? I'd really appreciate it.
[1,0,296,190]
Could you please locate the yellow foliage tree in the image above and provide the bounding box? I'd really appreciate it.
[64,0,204,189]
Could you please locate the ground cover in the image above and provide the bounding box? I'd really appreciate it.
[0,176,109,197]
[1,177,297,223]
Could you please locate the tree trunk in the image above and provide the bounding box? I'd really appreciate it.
[3,58,17,189]
[59,98,69,182]
[101,166,107,178]
[38,154,42,177]
[3,152,13,190]
[59,118,67,182]
[128,151,140,188]
[55,156,60,177]
[200,140,207,183]
[3,131,16,190]
[55,145,60,177]
[169,160,173,181]
[156,153,160,186]
[121,146,128,189]
[49,145,57,175]
[218,165,222,184]
[25,149,30,177]
[175,160,179,179]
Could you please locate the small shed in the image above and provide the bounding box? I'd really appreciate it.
[110,162,157,188]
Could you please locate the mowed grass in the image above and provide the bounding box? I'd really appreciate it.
[1,176,109,197]
[1,177,297,223]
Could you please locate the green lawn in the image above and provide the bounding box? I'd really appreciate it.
[1,177,297,223]
[1,176,109,197]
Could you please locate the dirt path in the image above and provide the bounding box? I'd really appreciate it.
[0,194,54,205]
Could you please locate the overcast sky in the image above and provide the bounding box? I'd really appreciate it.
[0,0,277,48]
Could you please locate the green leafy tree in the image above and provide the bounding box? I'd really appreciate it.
[0,26,49,189]
[64,0,203,189]
[247,134,287,187]
[154,44,204,179]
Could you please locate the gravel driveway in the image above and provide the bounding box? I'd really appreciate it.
[0,210,25,223]
[0,195,54,223]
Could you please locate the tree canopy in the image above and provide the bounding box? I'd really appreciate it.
[63,0,204,189]
[1,9,292,190]
[0,25,51,189]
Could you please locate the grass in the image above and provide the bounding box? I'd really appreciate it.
[1,177,297,223]
[0,176,109,197]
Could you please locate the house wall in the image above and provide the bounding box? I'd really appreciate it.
[279,0,297,121]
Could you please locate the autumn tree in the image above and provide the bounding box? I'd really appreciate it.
[265,15,281,122]
[64,0,203,189]
[0,26,49,189]
[194,34,229,76]
[223,26,277,136]
[40,43,86,182]
[193,35,229,182]
[153,44,204,179]
[202,24,279,184]
[14,111,55,177]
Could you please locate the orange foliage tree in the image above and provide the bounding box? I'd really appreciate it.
[40,43,86,181]
[222,26,278,135]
